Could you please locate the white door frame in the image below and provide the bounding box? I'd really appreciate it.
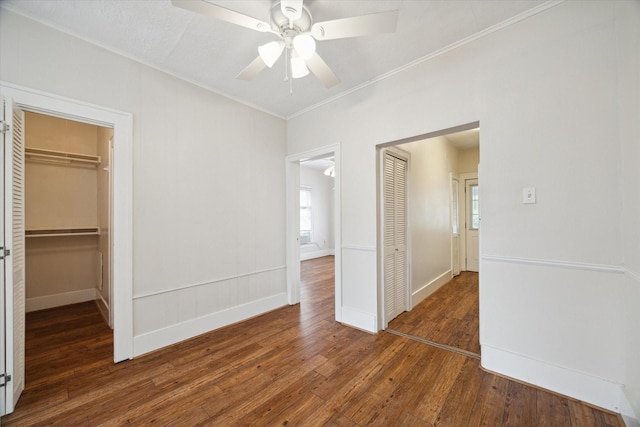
[450,173,461,277]
[285,143,341,321]
[0,82,134,362]
[459,172,478,272]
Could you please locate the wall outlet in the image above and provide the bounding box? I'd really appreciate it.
[523,187,536,204]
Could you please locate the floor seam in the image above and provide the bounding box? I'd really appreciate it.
[385,329,481,360]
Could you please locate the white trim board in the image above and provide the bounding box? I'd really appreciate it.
[341,306,377,334]
[133,293,288,357]
[300,249,335,261]
[482,344,635,420]
[483,255,625,274]
[26,288,97,313]
[133,266,287,300]
[411,270,452,309]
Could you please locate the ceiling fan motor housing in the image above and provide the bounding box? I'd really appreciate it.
[270,2,313,37]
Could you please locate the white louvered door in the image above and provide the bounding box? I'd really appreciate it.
[383,151,407,325]
[0,97,25,415]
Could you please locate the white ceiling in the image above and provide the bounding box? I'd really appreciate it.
[1,0,547,118]
[444,128,479,150]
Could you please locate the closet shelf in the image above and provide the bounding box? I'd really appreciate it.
[25,147,101,166]
[26,227,101,238]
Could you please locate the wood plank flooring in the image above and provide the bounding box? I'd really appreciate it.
[388,271,480,355]
[3,256,622,426]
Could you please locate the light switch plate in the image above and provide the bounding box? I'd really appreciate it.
[523,187,536,204]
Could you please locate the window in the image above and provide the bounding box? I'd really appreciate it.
[470,184,480,229]
[300,187,312,244]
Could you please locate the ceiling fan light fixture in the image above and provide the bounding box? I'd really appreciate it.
[258,41,285,68]
[292,34,316,60]
[291,52,309,78]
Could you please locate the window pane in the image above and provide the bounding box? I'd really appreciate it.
[300,189,310,208]
[470,184,479,230]
[300,188,312,242]
[300,210,311,231]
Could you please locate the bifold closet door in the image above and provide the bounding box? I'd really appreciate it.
[0,96,26,415]
[383,151,407,325]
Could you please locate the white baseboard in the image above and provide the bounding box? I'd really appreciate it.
[482,344,632,416]
[411,270,452,309]
[300,249,335,261]
[26,288,97,312]
[341,306,377,333]
[133,292,288,357]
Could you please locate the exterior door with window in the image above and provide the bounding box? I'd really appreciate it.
[465,178,479,272]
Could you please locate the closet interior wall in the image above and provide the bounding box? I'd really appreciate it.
[24,111,112,322]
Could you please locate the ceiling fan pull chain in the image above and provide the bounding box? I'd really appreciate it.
[284,47,293,95]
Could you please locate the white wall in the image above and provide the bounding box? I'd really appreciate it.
[299,165,334,260]
[457,146,480,174]
[0,9,287,356]
[401,137,458,304]
[287,1,639,420]
[617,1,640,423]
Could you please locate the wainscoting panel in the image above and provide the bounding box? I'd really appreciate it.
[480,256,630,416]
[132,267,287,356]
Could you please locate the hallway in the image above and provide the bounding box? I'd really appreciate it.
[388,272,479,356]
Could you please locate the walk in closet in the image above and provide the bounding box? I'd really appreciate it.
[24,112,112,324]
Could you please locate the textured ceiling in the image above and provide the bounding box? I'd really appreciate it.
[1,0,548,118]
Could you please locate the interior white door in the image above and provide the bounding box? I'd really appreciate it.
[0,96,26,416]
[0,95,6,416]
[383,151,408,325]
[450,175,460,276]
[465,178,479,272]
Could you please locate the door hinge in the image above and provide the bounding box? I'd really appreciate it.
[0,373,12,388]
[0,120,8,134]
[0,247,9,260]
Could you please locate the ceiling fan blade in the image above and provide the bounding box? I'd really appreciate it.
[305,53,341,88]
[172,0,271,33]
[280,0,303,21]
[311,10,399,41]
[236,56,268,81]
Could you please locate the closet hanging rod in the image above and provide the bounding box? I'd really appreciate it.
[25,147,101,165]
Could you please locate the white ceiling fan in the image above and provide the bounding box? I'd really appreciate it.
[172,0,399,90]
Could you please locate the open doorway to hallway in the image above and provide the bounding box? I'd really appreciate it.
[286,144,341,322]
[378,124,480,356]
[298,157,336,314]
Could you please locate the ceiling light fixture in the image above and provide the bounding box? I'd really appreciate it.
[258,40,285,68]
[290,51,310,79]
[292,34,316,60]
[323,164,335,177]
[172,0,399,92]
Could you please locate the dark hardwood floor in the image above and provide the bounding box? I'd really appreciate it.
[3,256,622,426]
[388,271,480,356]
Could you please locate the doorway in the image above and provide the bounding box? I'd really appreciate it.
[285,144,341,322]
[1,83,133,416]
[377,123,480,354]
[298,156,336,321]
[24,112,113,321]
[462,176,479,272]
